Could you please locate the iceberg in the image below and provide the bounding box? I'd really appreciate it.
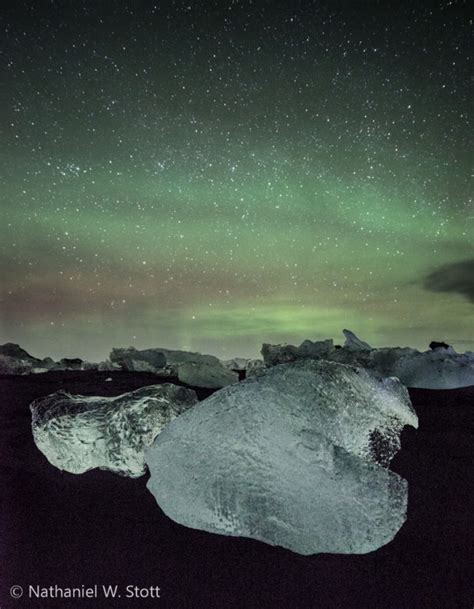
[146,360,418,555]
[177,361,238,389]
[343,329,372,351]
[261,331,474,389]
[110,346,237,387]
[110,346,220,371]
[261,339,333,367]
[31,384,197,477]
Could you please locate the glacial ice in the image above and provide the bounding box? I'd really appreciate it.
[261,339,333,366]
[177,361,238,388]
[146,360,418,555]
[261,330,474,389]
[222,358,266,378]
[110,346,237,387]
[244,359,266,377]
[222,357,250,371]
[110,346,219,371]
[343,329,372,351]
[0,343,52,374]
[31,384,197,477]
[110,347,167,371]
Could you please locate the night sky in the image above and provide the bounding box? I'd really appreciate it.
[1,1,472,362]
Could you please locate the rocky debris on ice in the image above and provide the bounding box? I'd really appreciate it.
[146,360,418,555]
[429,340,452,351]
[261,331,474,389]
[31,384,198,477]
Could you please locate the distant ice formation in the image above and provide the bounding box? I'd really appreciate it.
[0,343,54,374]
[146,360,418,555]
[2,331,473,388]
[177,361,239,388]
[31,384,197,477]
[343,329,372,351]
[222,358,266,377]
[261,331,474,389]
[261,339,333,367]
[110,346,238,388]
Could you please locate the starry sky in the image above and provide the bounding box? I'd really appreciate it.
[1,1,472,362]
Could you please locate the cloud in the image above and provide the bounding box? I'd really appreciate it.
[423,259,474,303]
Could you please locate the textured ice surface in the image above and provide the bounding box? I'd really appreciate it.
[31,384,197,477]
[146,360,418,555]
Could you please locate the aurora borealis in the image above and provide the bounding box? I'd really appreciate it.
[1,1,472,361]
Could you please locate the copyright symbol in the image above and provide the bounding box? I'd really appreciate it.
[10,585,24,598]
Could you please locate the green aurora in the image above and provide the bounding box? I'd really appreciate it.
[1,2,472,361]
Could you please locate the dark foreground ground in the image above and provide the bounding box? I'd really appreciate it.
[0,371,473,609]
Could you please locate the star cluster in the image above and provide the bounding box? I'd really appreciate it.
[1,1,472,360]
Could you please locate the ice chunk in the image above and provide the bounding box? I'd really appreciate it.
[98,359,120,371]
[0,342,40,362]
[222,358,250,371]
[262,331,474,389]
[110,346,220,372]
[245,359,266,377]
[110,347,167,370]
[0,354,33,375]
[261,339,333,366]
[146,360,418,555]
[31,384,197,478]
[0,343,44,374]
[55,357,83,370]
[343,329,372,351]
[222,358,266,378]
[392,349,474,389]
[177,361,238,388]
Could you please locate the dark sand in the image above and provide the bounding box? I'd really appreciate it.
[0,371,473,609]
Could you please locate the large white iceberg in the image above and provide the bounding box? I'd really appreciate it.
[31,384,197,477]
[146,360,418,555]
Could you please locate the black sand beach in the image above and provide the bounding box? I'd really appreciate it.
[1,372,473,609]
